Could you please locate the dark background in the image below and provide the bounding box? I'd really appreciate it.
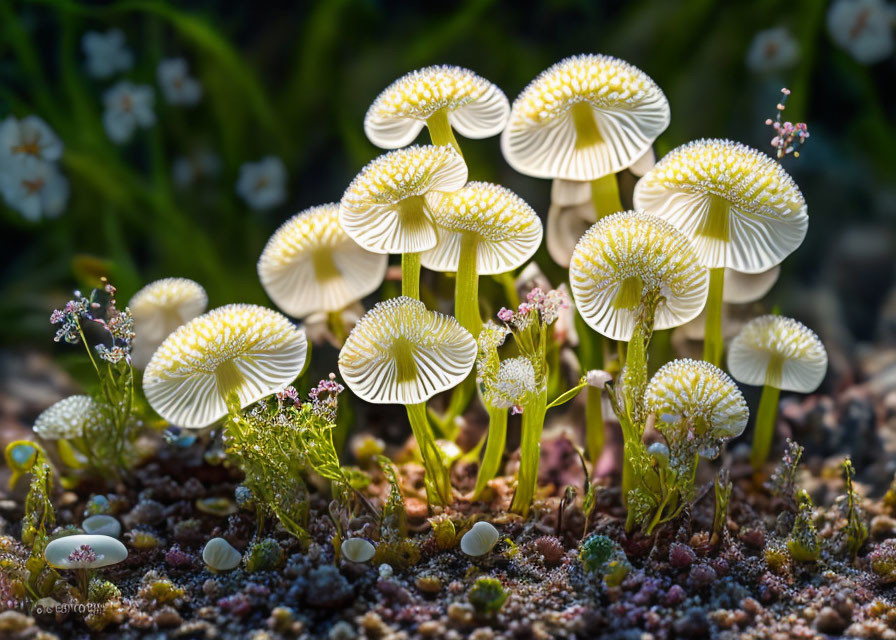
[1,0,894,374]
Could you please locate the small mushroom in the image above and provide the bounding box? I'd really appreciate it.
[569,211,708,341]
[128,278,208,369]
[341,537,376,563]
[550,178,592,208]
[143,304,308,428]
[633,139,808,364]
[501,54,670,182]
[82,515,122,539]
[339,145,468,299]
[364,65,509,153]
[257,204,387,319]
[202,537,242,571]
[645,359,749,461]
[546,201,596,268]
[45,533,127,599]
[727,315,828,468]
[460,521,500,557]
[421,181,543,333]
[33,395,104,470]
[338,297,476,505]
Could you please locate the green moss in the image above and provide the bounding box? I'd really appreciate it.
[244,538,284,573]
[468,577,508,614]
[580,534,631,586]
[88,578,121,603]
[787,491,820,563]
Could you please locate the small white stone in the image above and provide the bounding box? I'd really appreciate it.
[82,515,121,539]
[378,563,393,579]
[202,537,242,571]
[341,537,375,563]
[460,521,500,557]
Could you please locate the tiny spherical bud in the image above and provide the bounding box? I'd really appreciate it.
[585,369,612,389]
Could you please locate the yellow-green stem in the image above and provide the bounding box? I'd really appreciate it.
[703,267,725,366]
[426,108,463,157]
[472,405,508,500]
[455,232,482,336]
[585,387,604,466]
[327,310,347,344]
[406,402,452,506]
[750,384,782,469]
[590,173,623,217]
[510,388,548,516]
[402,252,421,300]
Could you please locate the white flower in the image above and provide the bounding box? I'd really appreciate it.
[157,58,202,106]
[0,157,69,221]
[0,116,63,166]
[746,27,800,72]
[585,369,612,389]
[827,0,895,64]
[82,29,133,79]
[236,156,287,211]
[102,81,155,143]
[172,149,220,188]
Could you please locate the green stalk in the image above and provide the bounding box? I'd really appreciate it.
[510,388,548,516]
[402,252,421,300]
[471,405,508,499]
[406,402,452,506]
[426,108,463,157]
[750,384,782,469]
[585,387,604,466]
[455,232,482,336]
[703,267,725,366]
[590,173,623,217]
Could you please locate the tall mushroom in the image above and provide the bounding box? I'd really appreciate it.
[338,297,476,505]
[727,315,827,468]
[633,139,807,365]
[128,277,207,369]
[143,304,308,429]
[570,211,707,495]
[339,145,467,300]
[420,181,542,335]
[257,204,387,332]
[501,54,669,214]
[364,65,510,155]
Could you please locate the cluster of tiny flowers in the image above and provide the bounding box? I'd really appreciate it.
[50,281,135,363]
[308,373,344,422]
[499,287,569,329]
[50,292,90,344]
[766,88,809,159]
[276,386,302,408]
[67,545,98,566]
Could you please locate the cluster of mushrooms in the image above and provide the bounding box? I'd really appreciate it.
[34,56,830,544]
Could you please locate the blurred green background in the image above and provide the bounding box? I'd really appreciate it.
[1,0,894,359]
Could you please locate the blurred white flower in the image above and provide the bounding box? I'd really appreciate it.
[102,81,155,143]
[236,156,287,210]
[827,0,895,64]
[746,27,800,72]
[82,29,134,79]
[0,116,63,166]
[172,149,221,188]
[157,58,202,106]
[1,157,69,221]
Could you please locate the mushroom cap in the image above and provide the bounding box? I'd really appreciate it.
[364,65,510,149]
[550,178,592,207]
[723,266,781,304]
[341,537,376,563]
[546,201,596,268]
[33,395,105,441]
[45,534,128,569]
[460,521,500,557]
[202,537,242,571]
[633,139,808,272]
[569,211,709,341]
[82,515,122,539]
[143,304,308,428]
[420,182,543,275]
[628,146,656,177]
[338,296,476,405]
[258,204,388,317]
[339,145,468,254]
[129,277,208,368]
[645,358,749,439]
[727,315,827,392]
[501,54,670,181]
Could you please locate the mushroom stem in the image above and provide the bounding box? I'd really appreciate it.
[472,405,508,500]
[402,252,421,300]
[510,386,548,517]
[702,267,725,366]
[405,401,452,506]
[455,232,482,336]
[327,310,347,344]
[590,173,622,218]
[576,309,606,465]
[426,108,463,157]
[750,383,781,469]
